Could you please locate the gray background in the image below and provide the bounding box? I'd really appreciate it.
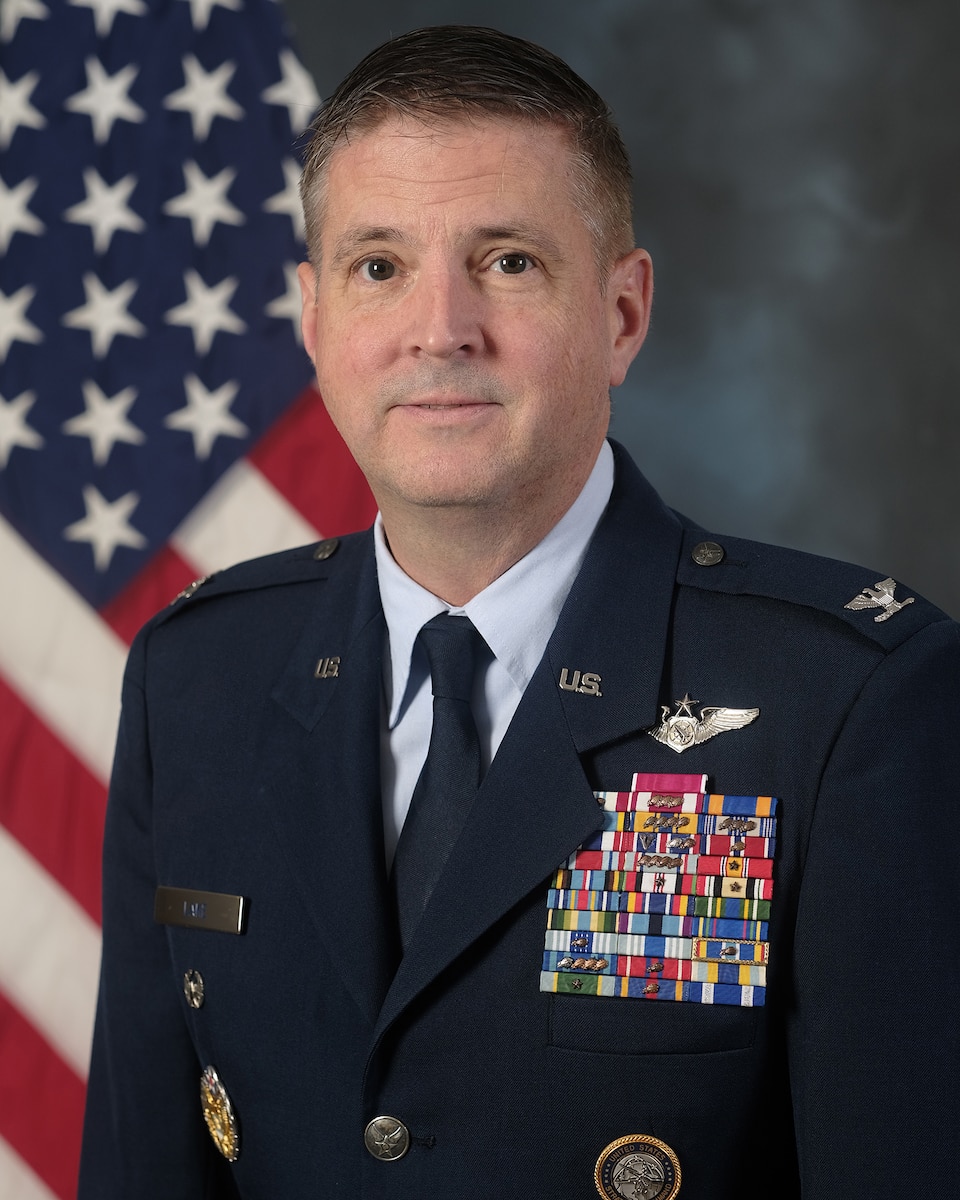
[282,0,959,616]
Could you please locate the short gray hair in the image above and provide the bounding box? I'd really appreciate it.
[299,26,635,274]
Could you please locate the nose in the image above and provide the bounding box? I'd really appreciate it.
[405,266,484,359]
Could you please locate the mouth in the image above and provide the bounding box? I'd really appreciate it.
[399,394,494,407]
[410,402,493,413]
[392,395,498,420]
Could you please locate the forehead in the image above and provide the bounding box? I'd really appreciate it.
[319,115,585,236]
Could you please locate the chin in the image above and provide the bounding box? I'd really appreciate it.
[381,455,504,510]
[384,478,501,514]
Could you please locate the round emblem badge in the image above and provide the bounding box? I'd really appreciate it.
[594,1134,681,1200]
[200,1065,239,1162]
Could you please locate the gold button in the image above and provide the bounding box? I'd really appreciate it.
[364,1115,410,1161]
[313,538,340,561]
[691,540,724,567]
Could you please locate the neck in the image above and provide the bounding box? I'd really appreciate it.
[378,492,579,606]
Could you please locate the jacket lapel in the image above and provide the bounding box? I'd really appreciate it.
[547,443,683,755]
[376,445,684,1035]
[263,534,398,1024]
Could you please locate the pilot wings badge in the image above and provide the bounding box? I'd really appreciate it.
[648,694,759,755]
[843,577,915,623]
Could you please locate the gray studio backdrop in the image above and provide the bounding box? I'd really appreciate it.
[283,0,959,617]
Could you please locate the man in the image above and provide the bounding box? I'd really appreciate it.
[79,25,960,1200]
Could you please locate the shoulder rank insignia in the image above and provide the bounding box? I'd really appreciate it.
[171,574,214,604]
[844,577,914,622]
[648,694,759,754]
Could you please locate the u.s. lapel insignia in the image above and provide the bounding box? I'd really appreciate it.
[844,577,914,622]
[594,1134,681,1200]
[200,1065,240,1161]
[559,668,602,697]
[648,694,759,754]
[314,655,341,679]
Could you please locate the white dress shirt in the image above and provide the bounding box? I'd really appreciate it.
[374,440,614,863]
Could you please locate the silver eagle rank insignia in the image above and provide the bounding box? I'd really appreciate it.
[843,577,914,623]
[648,694,759,754]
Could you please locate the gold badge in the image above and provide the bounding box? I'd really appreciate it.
[594,1134,681,1200]
[200,1066,239,1162]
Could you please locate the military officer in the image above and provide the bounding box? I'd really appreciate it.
[79,25,960,1199]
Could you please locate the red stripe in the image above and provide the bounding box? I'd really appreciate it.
[0,992,85,1200]
[0,676,106,922]
[99,543,199,645]
[248,386,377,536]
[102,402,375,645]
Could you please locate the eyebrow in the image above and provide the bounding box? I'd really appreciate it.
[329,226,409,269]
[328,224,566,268]
[474,226,565,262]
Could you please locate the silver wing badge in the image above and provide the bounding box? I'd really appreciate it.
[844,577,914,623]
[648,694,760,755]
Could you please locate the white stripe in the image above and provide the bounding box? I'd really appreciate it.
[0,1137,58,1200]
[0,829,100,1080]
[0,515,126,786]
[171,458,318,575]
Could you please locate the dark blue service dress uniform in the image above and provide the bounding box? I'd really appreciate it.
[79,443,960,1199]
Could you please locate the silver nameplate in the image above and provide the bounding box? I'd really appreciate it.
[154,886,247,934]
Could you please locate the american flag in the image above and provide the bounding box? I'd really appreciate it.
[0,1,375,1194]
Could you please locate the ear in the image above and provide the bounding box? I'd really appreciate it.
[606,247,653,387]
[297,262,319,360]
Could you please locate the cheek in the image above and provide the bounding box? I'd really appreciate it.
[313,321,363,393]
[537,308,609,394]
[320,312,396,379]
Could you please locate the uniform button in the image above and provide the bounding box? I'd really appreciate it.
[313,538,340,561]
[691,540,724,567]
[364,1115,410,1161]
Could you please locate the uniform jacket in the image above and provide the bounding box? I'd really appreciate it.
[79,442,960,1199]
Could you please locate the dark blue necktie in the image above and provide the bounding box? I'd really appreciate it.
[392,613,483,949]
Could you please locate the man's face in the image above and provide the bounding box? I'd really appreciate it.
[299,116,651,529]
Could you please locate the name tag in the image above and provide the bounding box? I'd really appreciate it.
[154,886,247,934]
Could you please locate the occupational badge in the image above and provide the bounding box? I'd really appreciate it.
[200,1065,239,1162]
[843,577,914,622]
[648,694,759,754]
[594,1134,681,1200]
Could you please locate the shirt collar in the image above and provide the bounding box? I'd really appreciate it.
[375,440,614,727]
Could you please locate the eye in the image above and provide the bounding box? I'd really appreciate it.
[359,258,395,281]
[495,253,531,275]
